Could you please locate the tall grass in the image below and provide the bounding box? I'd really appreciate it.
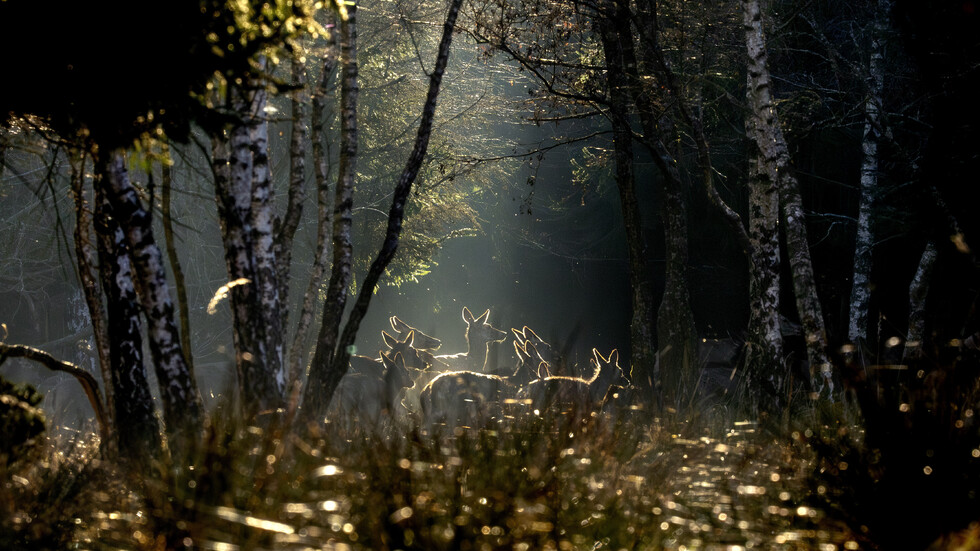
[5,349,980,550]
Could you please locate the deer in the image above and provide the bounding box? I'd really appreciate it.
[519,348,630,423]
[388,315,442,352]
[381,329,437,371]
[327,351,415,434]
[434,307,508,373]
[512,325,580,376]
[345,329,430,388]
[419,370,515,431]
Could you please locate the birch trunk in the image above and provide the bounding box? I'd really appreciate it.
[303,0,463,422]
[211,74,286,415]
[288,35,338,406]
[904,241,937,361]
[212,119,262,409]
[743,0,833,400]
[247,60,287,407]
[303,0,360,422]
[98,150,202,451]
[848,0,888,347]
[93,180,160,461]
[745,148,783,404]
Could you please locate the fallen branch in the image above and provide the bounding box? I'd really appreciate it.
[0,343,109,442]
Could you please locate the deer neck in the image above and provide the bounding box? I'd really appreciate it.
[463,329,489,371]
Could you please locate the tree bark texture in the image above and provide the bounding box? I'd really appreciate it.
[905,241,937,361]
[288,33,338,405]
[743,0,832,400]
[745,148,784,404]
[247,57,287,402]
[848,0,887,347]
[98,150,203,449]
[276,56,310,329]
[93,180,161,460]
[303,0,360,423]
[161,144,194,371]
[70,153,114,431]
[211,75,286,415]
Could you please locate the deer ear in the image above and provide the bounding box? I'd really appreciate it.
[525,326,542,343]
[592,347,609,364]
[380,350,394,368]
[462,306,474,323]
[393,352,407,370]
[536,362,552,379]
[514,339,527,358]
[405,330,415,346]
[609,349,619,365]
[476,309,491,323]
[511,327,525,340]
[382,331,396,348]
[390,315,404,332]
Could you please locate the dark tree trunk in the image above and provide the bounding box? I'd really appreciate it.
[70,152,114,433]
[593,0,662,402]
[160,144,194,371]
[287,33,338,412]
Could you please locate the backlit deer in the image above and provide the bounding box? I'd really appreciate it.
[381,330,439,371]
[495,338,543,387]
[520,349,630,420]
[389,315,442,351]
[346,329,429,388]
[419,370,515,431]
[327,351,415,433]
[512,326,567,375]
[434,307,508,372]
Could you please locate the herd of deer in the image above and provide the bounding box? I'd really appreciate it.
[326,307,635,435]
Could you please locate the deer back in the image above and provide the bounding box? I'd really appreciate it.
[420,370,514,429]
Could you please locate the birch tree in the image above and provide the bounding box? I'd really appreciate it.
[97,149,204,454]
[848,0,889,350]
[301,0,466,423]
[743,0,832,403]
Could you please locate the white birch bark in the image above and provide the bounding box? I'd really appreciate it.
[247,58,287,403]
[904,241,937,361]
[745,147,783,402]
[848,0,888,346]
[100,150,203,450]
[743,0,832,400]
[93,180,160,460]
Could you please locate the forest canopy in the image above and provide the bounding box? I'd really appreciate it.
[0,0,320,147]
